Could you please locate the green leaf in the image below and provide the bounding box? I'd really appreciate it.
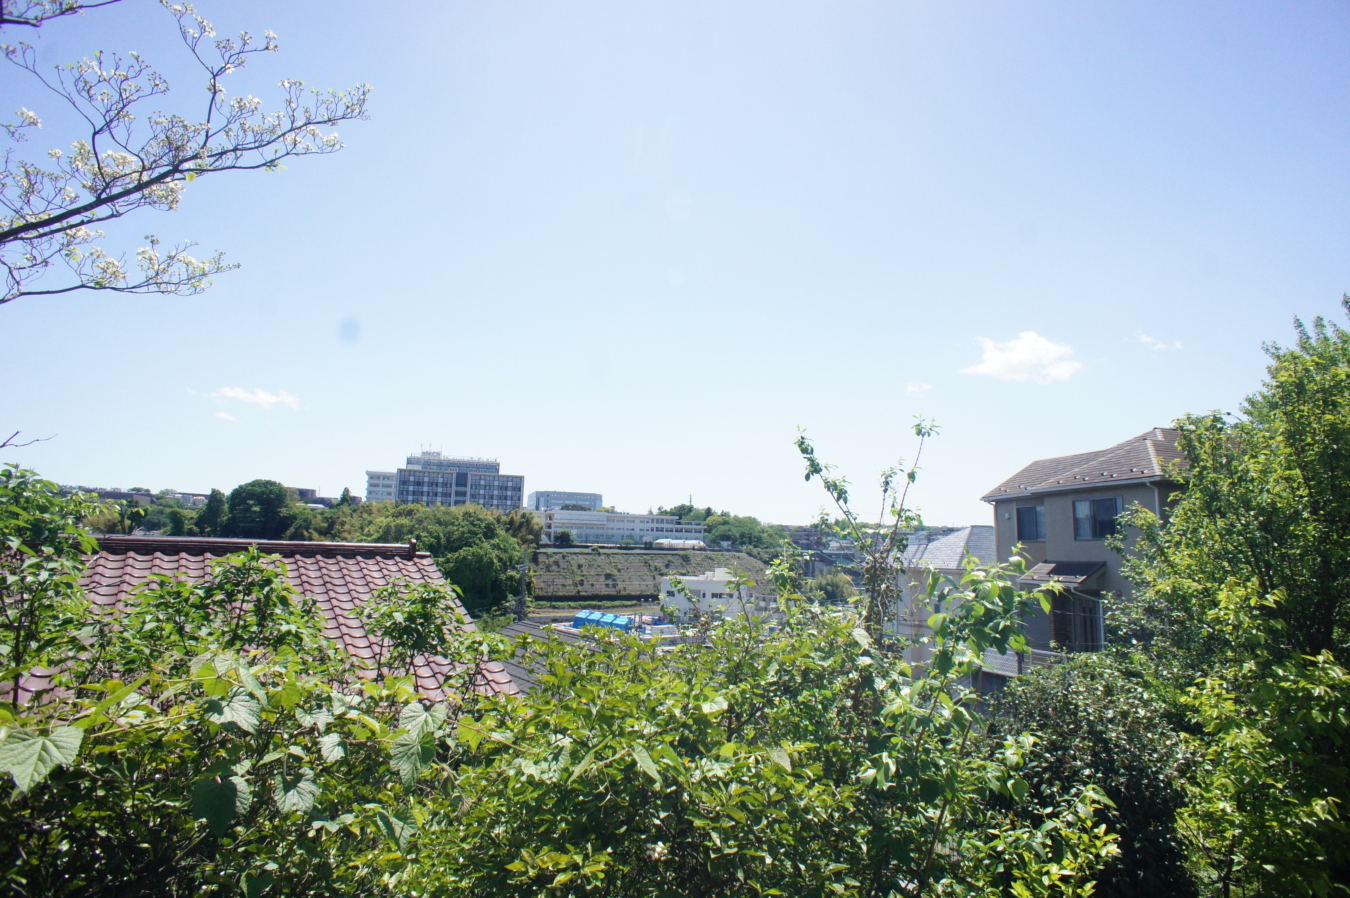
[399,700,446,740]
[698,695,728,715]
[242,870,274,898]
[769,747,793,772]
[273,767,319,814]
[0,726,83,792]
[376,807,416,850]
[192,774,252,836]
[204,688,261,733]
[632,743,662,785]
[927,613,948,633]
[390,732,435,784]
[851,627,872,648]
[319,732,345,763]
[458,720,484,750]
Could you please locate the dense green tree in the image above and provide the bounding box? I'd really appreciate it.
[1116,301,1350,895]
[196,488,229,537]
[360,504,522,615]
[806,569,857,603]
[988,654,1196,898]
[553,529,575,547]
[226,479,298,541]
[502,507,544,548]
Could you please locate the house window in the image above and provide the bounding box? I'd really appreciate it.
[1016,505,1046,541]
[1073,497,1121,540]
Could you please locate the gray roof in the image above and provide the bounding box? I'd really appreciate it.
[981,428,1183,501]
[902,526,996,572]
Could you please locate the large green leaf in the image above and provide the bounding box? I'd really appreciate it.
[0,726,83,792]
[398,700,447,740]
[632,743,662,785]
[390,731,436,784]
[273,767,319,814]
[204,687,261,733]
[319,732,345,763]
[376,807,417,850]
[192,774,253,835]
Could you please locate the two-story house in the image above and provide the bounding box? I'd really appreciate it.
[981,427,1183,656]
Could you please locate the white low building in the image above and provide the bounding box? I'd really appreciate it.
[659,567,767,620]
[534,509,706,546]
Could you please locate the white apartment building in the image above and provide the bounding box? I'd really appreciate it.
[365,471,397,503]
[659,567,762,620]
[527,490,603,511]
[534,509,706,545]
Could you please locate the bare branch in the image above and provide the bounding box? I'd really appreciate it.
[0,430,55,449]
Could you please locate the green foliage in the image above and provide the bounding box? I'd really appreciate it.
[0,465,99,703]
[421,559,1115,896]
[360,578,468,673]
[0,476,507,896]
[988,654,1197,898]
[553,529,575,547]
[358,504,523,616]
[1115,301,1350,895]
[196,487,229,537]
[226,479,298,540]
[805,569,857,603]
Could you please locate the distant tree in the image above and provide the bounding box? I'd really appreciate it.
[0,1,370,305]
[659,503,716,522]
[334,487,355,508]
[559,503,589,511]
[552,530,574,548]
[194,488,227,536]
[164,507,195,536]
[359,504,523,616]
[225,479,296,540]
[502,508,543,548]
[806,570,856,603]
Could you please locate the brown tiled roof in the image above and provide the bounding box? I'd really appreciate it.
[981,428,1184,501]
[77,535,518,698]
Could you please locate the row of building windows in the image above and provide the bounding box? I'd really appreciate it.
[1016,497,1122,542]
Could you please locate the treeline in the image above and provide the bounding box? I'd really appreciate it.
[96,481,543,618]
[656,503,789,560]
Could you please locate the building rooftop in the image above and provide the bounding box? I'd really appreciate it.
[981,428,1184,501]
[73,535,518,699]
[902,526,996,571]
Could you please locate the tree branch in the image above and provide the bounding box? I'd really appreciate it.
[0,430,56,449]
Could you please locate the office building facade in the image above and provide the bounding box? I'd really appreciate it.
[365,452,524,513]
[527,490,603,511]
[534,509,706,545]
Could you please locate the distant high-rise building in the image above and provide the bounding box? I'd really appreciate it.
[365,452,524,512]
[527,490,603,511]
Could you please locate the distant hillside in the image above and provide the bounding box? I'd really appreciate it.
[531,548,769,603]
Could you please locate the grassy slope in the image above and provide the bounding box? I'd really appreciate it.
[530,548,769,602]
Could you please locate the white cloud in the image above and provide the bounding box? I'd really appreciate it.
[960,331,1082,384]
[906,381,932,395]
[215,411,237,422]
[1136,332,1182,351]
[211,387,300,410]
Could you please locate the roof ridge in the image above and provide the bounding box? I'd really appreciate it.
[93,535,429,559]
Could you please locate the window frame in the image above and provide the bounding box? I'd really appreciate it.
[1073,496,1122,540]
[1015,504,1046,542]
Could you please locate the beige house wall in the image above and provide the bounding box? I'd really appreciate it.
[990,481,1173,599]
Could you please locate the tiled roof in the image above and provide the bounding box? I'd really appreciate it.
[77,535,519,699]
[902,526,996,572]
[981,428,1184,501]
[495,620,590,694]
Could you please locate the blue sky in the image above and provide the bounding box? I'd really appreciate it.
[3,0,1348,526]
